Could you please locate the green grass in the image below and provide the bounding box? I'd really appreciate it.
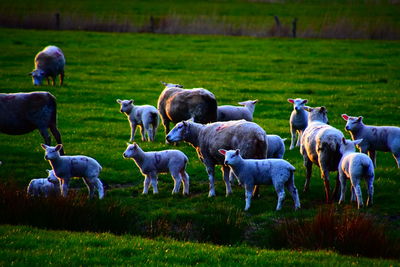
[1,224,399,266]
[0,28,400,261]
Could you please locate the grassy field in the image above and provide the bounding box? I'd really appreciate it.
[0,27,400,261]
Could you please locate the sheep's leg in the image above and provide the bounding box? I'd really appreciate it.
[147,127,154,142]
[332,173,340,201]
[150,173,159,194]
[180,169,190,195]
[206,164,216,197]
[60,70,64,86]
[296,130,302,147]
[83,177,95,199]
[161,118,170,135]
[303,156,312,192]
[353,183,363,209]
[143,175,151,194]
[49,125,64,155]
[274,182,286,211]
[366,175,374,207]
[94,178,104,199]
[318,155,332,203]
[38,127,51,146]
[289,126,296,150]
[46,77,50,85]
[221,165,233,196]
[338,171,347,205]
[350,185,356,202]
[368,150,377,168]
[244,183,254,211]
[129,123,137,142]
[229,171,238,186]
[139,125,146,142]
[51,76,56,86]
[171,170,182,194]
[60,179,69,197]
[152,124,157,141]
[285,173,300,210]
[393,151,400,168]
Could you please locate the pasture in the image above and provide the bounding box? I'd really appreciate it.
[0,27,400,262]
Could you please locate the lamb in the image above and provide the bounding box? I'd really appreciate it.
[217,100,258,122]
[117,99,160,142]
[41,144,104,199]
[157,81,218,135]
[123,143,189,195]
[166,119,268,197]
[287,98,308,150]
[27,170,60,197]
[300,106,344,202]
[218,149,300,211]
[30,46,65,86]
[338,138,375,209]
[267,135,286,159]
[0,92,64,154]
[341,114,400,168]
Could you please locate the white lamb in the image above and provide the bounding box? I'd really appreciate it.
[27,170,60,197]
[41,144,104,199]
[267,135,286,159]
[287,98,308,150]
[123,143,189,195]
[117,99,160,142]
[217,100,258,122]
[341,114,400,168]
[219,149,300,211]
[338,138,375,209]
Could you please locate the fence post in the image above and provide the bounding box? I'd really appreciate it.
[274,15,281,36]
[292,18,298,38]
[55,13,60,30]
[150,16,155,33]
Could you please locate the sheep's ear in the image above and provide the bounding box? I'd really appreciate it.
[341,114,349,121]
[218,149,227,155]
[55,144,63,151]
[302,99,308,104]
[238,101,246,106]
[287,98,294,104]
[128,100,133,105]
[161,81,167,86]
[320,106,327,113]
[253,99,259,104]
[357,116,363,122]
[41,144,48,150]
[116,99,122,104]
[187,117,194,122]
[303,106,313,112]
[235,149,240,156]
[126,142,131,146]
[353,139,363,146]
[46,169,51,174]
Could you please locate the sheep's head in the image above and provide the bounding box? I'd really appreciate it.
[288,98,308,112]
[29,69,46,86]
[303,106,328,123]
[161,81,183,89]
[340,137,363,154]
[116,99,134,114]
[166,121,189,143]
[47,169,59,184]
[218,149,241,166]
[238,99,258,107]
[341,114,363,132]
[123,143,140,158]
[41,144,63,160]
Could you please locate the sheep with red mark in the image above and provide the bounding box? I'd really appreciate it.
[166,119,268,197]
[341,114,400,168]
[27,170,60,197]
[117,99,159,142]
[287,98,308,150]
[301,106,344,202]
[0,92,63,155]
[123,143,189,195]
[29,46,65,86]
[338,138,375,209]
[217,100,258,122]
[157,81,218,136]
[41,144,104,199]
[219,149,300,211]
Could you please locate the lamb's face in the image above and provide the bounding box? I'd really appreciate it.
[340,138,363,154]
[47,170,59,184]
[117,99,134,114]
[288,98,308,112]
[41,144,62,160]
[30,69,45,86]
[342,115,363,132]
[219,149,241,166]
[166,122,188,143]
[123,143,139,158]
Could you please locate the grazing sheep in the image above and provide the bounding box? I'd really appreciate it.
[166,119,268,197]
[30,46,65,86]
[287,98,308,150]
[157,81,218,135]
[301,106,344,202]
[341,114,400,168]
[0,92,64,155]
[338,138,375,209]
[217,100,258,121]
[219,149,300,211]
[117,99,159,142]
[27,170,60,197]
[41,144,104,199]
[123,143,189,195]
[267,135,286,159]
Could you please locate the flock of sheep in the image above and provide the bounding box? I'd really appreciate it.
[1,45,400,211]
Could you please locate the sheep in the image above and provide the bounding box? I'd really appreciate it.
[287,98,308,150]
[157,81,218,135]
[341,114,400,168]
[338,138,375,209]
[123,142,189,195]
[166,119,268,197]
[117,99,160,142]
[41,144,104,199]
[27,170,60,197]
[217,100,258,122]
[267,135,286,159]
[29,46,65,86]
[0,92,64,155]
[218,149,300,211]
[300,106,344,202]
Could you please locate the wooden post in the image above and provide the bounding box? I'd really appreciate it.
[150,16,155,33]
[292,18,298,38]
[55,13,60,30]
[274,15,281,36]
